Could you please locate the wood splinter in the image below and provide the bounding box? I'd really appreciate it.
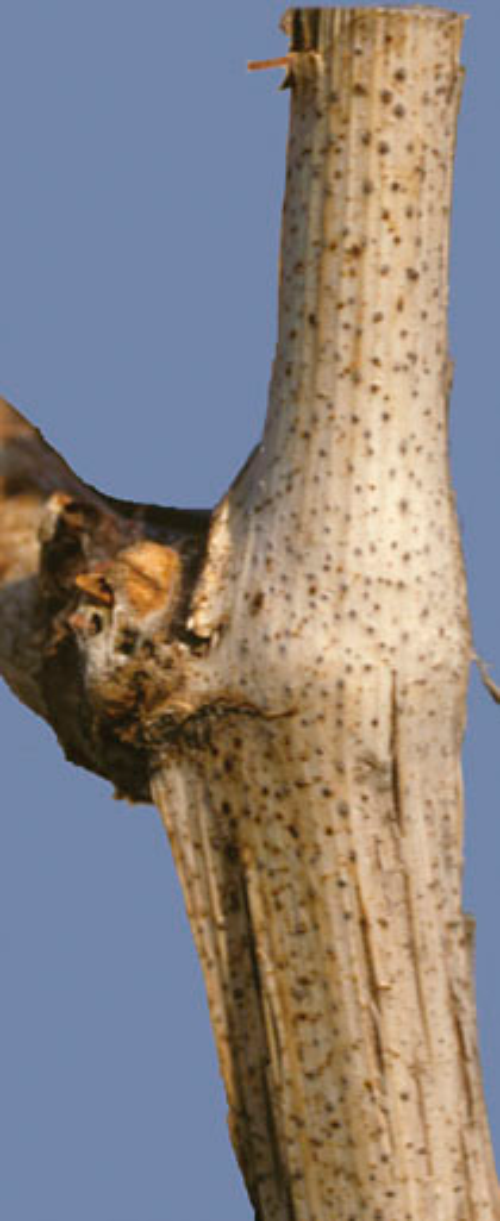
[247,55,291,72]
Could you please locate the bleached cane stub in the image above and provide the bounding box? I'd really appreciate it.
[0,8,499,1221]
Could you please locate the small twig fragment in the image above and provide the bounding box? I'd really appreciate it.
[475,653,500,704]
[247,55,291,72]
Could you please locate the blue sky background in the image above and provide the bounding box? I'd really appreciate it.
[0,2,499,1218]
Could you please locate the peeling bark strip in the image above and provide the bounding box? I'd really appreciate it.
[0,8,499,1221]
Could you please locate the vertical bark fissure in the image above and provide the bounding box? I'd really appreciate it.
[153,756,294,1221]
[389,671,403,829]
[239,875,297,1221]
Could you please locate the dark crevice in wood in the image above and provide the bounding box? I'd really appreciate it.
[239,876,296,1221]
[284,8,321,53]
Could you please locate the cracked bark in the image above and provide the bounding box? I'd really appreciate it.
[1,8,498,1220]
